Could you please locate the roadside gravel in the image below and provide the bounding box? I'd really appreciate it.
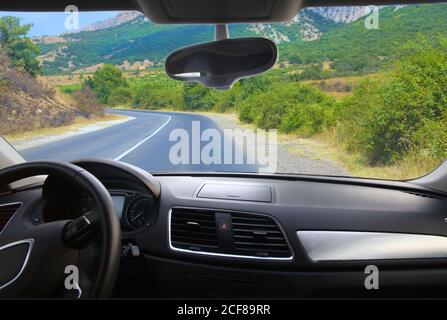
[205,112,350,176]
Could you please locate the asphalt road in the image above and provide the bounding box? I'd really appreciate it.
[22,109,259,173]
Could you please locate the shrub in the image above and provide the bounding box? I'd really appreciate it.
[213,83,242,112]
[238,74,273,99]
[108,86,133,106]
[336,37,447,165]
[239,85,292,128]
[239,83,335,134]
[414,118,447,159]
[84,64,128,104]
[299,64,334,80]
[128,73,183,110]
[72,86,104,116]
[183,83,217,110]
[57,83,82,95]
[318,80,353,93]
[132,84,181,110]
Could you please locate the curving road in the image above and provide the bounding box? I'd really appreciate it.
[22,109,259,173]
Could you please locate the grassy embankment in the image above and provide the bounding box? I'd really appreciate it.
[206,112,438,180]
[0,69,126,142]
[296,74,438,179]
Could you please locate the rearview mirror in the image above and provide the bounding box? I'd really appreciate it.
[165,37,278,90]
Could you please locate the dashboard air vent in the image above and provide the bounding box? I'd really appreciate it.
[0,203,21,233]
[170,208,218,252]
[231,212,291,258]
[170,207,292,259]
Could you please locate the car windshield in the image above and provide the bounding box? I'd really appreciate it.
[0,3,446,179]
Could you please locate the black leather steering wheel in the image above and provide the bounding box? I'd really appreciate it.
[0,161,121,298]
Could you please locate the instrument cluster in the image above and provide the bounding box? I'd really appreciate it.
[76,190,157,233]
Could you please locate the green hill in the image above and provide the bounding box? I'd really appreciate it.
[36,3,447,75]
[281,4,447,73]
[36,10,339,74]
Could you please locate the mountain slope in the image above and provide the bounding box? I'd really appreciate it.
[281,3,447,72]
[35,3,447,75]
[36,9,340,74]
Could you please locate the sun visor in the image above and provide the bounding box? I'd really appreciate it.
[137,0,303,23]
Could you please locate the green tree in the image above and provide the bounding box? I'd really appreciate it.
[0,16,40,76]
[288,54,304,65]
[238,75,272,99]
[84,64,128,104]
[108,86,133,106]
[183,83,217,110]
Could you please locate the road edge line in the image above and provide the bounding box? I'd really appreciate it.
[114,115,172,161]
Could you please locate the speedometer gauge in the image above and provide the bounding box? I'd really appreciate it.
[125,195,156,230]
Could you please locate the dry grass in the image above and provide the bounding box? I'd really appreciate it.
[303,73,380,99]
[324,91,352,99]
[0,49,79,135]
[72,87,104,116]
[303,73,380,87]
[321,61,333,71]
[303,128,442,180]
[4,114,126,142]
[41,70,159,86]
[40,74,90,86]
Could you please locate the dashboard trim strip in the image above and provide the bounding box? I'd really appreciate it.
[297,230,447,262]
[168,206,294,261]
[0,238,34,291]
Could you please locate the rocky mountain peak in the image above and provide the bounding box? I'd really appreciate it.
[76,11,144,33]
[308,6,373,23]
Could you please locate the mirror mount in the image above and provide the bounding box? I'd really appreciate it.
[215,24,229,41]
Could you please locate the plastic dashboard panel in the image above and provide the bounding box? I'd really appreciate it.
[3,162,447,297]
[3,169,447,269]
[196,182,272,202]
[128,174,447,269]
[297,231,447,262]
[136,174,447,297]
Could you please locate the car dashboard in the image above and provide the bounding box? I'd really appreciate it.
[73,190,157,233]
[2,158,447,298]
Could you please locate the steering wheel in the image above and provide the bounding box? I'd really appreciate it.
[0,161,121,298]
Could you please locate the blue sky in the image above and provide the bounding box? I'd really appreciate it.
[0,11,119,36]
